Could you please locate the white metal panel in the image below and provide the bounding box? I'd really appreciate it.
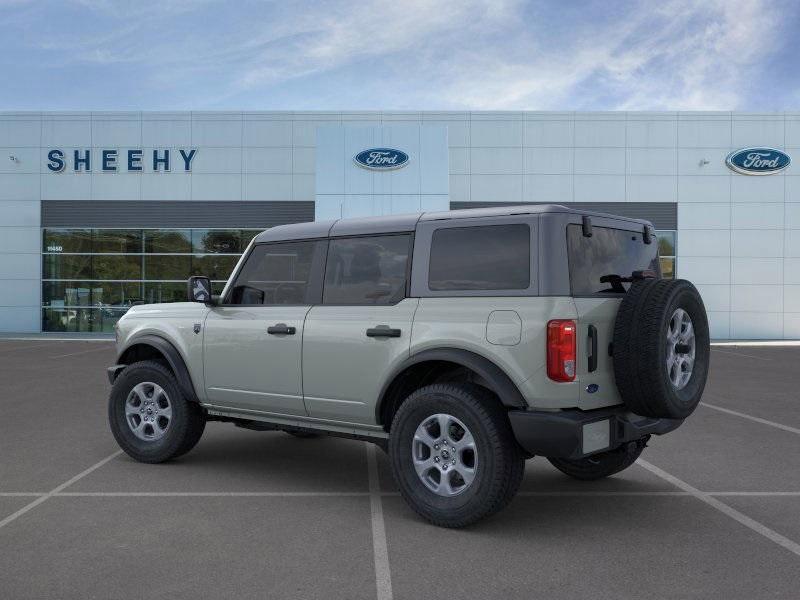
[574,120,625,147]
[626,120,677,148]
[626,175,677,203]
[677,120,732,148]
[732,258,782,285]
[242,174,291,201]
[731,203,784,229]
[678,176,731,203]
[731,230,784,257]
[677,257,731,284]
[627,148,677,175]
[192,173,242,200]
[523,119,574,147]
[730,312,782,339]
[679,202,730,229]
[732,120,785,149]
[731,285,783,312]
[574,148,625,174]
[470,147,522,174]
[573,175,625,202]
[678,230,730,256]
[730,175,785,203]
[523,147,573,174]
[522,174,573,203]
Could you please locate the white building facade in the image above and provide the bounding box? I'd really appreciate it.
[0,110,798,339]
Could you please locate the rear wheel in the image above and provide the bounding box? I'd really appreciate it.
[108,360,206,463]
[548,437,648,481]
[389,383,524,528]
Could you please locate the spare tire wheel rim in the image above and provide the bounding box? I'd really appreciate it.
[666,307,695,390]
[412,413,478,497]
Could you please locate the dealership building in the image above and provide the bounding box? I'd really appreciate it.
[0,110,798,339]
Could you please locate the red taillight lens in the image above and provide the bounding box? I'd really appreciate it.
[547,319,576,382]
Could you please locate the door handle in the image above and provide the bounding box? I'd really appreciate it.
[587,324,598,373]
[267,323,296,335]
[366,325,402,338]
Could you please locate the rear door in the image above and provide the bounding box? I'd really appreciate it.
[302,233,416,425]
[566,221,660,409]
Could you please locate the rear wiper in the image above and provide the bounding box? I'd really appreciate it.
[599,270,657,293]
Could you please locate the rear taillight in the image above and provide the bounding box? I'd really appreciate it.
[547,319,576,382]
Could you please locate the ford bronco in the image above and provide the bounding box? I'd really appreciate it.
[108,204,709,527]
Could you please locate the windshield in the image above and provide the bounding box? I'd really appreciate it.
[566,224,660,295]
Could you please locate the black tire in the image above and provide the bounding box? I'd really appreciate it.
[389,383,525,528]
[613,278,710,419]
[285,430,321,439]
[108,360,206,463]
[548,437,648,481]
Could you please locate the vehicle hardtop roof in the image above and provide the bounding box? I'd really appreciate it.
[252,204,651,244]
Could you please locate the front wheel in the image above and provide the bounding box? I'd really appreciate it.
[108,360,206,463]
[547,437,648,481]
[389,383,524,528]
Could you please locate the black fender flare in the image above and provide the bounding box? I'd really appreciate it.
[115,334,199,403]
[376,348,527,423]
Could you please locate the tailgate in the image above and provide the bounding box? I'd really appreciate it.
[574,297,624,410]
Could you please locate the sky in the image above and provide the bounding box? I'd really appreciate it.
[1,0,798,111]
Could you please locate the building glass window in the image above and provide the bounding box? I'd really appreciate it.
[656,230,676,280]
[41,228,262,332]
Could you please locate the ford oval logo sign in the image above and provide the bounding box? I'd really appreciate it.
[354,148,409,170]
[726,147,790,175]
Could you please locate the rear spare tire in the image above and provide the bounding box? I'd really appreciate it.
[613,279,710,419]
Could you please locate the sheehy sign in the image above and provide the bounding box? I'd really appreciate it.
[46,149,197,172]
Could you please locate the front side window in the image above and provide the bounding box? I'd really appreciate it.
[228,241,320,305]
[323,235,410,305]
[567,224,660,295]
[428,224,530,291]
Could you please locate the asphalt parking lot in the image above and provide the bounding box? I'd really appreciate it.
[0,340,798,599]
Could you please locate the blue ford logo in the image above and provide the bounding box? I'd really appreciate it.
[726,147,790,175]
[354,148,409,170]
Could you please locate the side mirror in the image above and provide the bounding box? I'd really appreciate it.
[187,276,213,304]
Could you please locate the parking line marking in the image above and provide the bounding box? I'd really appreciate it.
[54,491,372,497]
[709,492,800,496]
[700,402,800,436]
[712,348,772,361]
[0,342,58,355]
[638,459,800,558]
[517,491,690,496]
[366,443,393,600]
[0,450,122,531]
[49,344,115,359]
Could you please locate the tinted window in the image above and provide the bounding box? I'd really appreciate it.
[229,241,319,305]
[323,235,410,305]
[567,224,660,295]
[428,225,530,291]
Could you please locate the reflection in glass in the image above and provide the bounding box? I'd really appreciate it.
[144,282,187,304]
[656,231,676,257]
[659,257,675,279]
[144,230,191,253]
[92,255,143,280]
[144,255,192,280]
[192,229,241,254]
[43,255,93,279]
[43,229,92,253]
[191,255,239,280]
[43,281,143,307]
[42,307,125,333]
[93,229,142,253]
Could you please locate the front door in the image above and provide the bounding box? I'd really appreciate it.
[203,239,325,416]
[302,233,416,425]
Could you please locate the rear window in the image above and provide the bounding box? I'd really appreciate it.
[428,224,530,291]
[567,224,659,295]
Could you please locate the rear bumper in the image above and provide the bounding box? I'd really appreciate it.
[508,405,683,460]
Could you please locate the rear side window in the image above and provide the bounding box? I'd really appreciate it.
[567,224,659,295]
[428,224,530,291]
[228,241,320,305]
[323,234,410,305]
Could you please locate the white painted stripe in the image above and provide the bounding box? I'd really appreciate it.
[517,491,689,497]
[712,341,800,347]
[0,450,122,531]
[0,342,58,354]
[49,345,115,359]
[2,490,798,498]
[0,337,112,342]
[637,459,800,558]
[700,402,800,436]
[55,491,371,497]
[366,443,393,600]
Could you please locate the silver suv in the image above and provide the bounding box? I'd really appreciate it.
[108,204,709,527]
